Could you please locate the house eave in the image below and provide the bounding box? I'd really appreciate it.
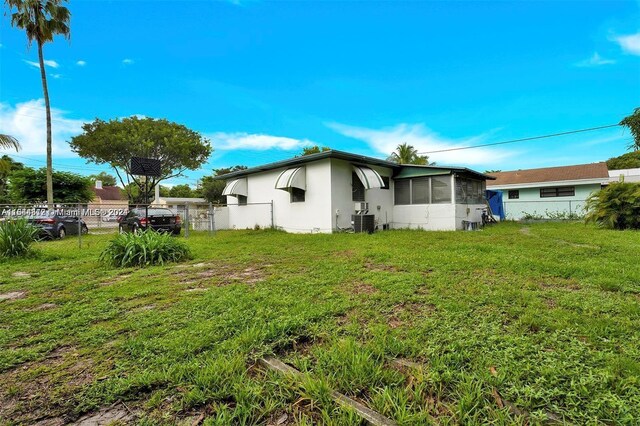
[487,178,607,190]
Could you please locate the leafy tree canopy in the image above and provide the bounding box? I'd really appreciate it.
[620,107,640,151]
[387,143,433,165]
[606,151,640,170]
[168,184,195,198]
[300,145,330,156]
[0,155,24,204]
[69,117,212,203]
[88,171,117,187]
[484,169,502,174]
[585,182,640,230]
[9,167,94,203]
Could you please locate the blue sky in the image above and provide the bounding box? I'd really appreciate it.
[1,0,639,187]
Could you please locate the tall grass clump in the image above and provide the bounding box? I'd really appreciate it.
[100,230,191,267]
[0,218,39,258]
[585,182,640,230]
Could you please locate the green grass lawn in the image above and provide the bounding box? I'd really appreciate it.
[1,222,639,425]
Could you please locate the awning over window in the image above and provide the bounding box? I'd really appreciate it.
[353,165,385,189]
[222,178,248,196]
[275,167,306,191]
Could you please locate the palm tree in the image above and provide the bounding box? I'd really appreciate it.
[620,107,640,151]
[0,135,21,174]
[5,0,71,207]
[387,142,432,165]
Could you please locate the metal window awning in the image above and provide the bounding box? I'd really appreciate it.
[353,165,385,189]
[275,167,306,191]
[222,178,248,196]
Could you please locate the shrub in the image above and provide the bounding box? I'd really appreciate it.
[100,230,191,267]
[0,218,39,258]
[585,182,640,230]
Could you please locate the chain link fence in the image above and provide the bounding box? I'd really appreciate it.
[0,201,275,247]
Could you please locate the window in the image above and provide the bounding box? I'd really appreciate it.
[455,177,485,204]
[394,179,411,205]
[508,190,519,199]
[431,175,452,204]
[540,186,575,198]
[381,176,390,190]
[352,172,365,201]
[290,188,305,203]
[411,177,430,204]
[394,176,454,205]
[237,195,247,206]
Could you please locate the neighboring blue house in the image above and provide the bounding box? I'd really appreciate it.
[487,163,609,219]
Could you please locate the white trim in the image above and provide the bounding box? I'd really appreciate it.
[222,178,248,196]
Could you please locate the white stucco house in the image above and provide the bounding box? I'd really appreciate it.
[215,150,493,233]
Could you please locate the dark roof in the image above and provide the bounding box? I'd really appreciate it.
[92,186,125,201]
[488,162,609,186]
[215,149,492,181]
[394,165,495,180]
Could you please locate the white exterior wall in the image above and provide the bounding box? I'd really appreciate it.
[330,159,395,230]
[392,204,456,230]
[226,159,333,233]
[454,204,486,229]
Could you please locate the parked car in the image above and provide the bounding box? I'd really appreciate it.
[118,207,182,235]
[27,214,89,239]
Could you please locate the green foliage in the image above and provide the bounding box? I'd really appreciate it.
[100,230,191,267]
[620,107,640,151]
[200,166,248,204]
[87,172,117,187]
[606,151,640,170]
[8,167,94,203]
[0,218,38,258]
[5,0,71,46]
[168,184,195,198]
[300,145,330,156]
[0,155,24,203]
[387,143,433,165]
[585,182,640,230]
[69,116,212,203]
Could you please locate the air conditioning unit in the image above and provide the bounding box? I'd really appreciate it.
[354,202,369,214]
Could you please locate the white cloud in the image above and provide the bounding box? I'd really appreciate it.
[76,60,87,66]
[0,99,85,157]
[327,122,513,166]
[614,32,640,56]
[575,52,615,67]
[23,59,60,69]
[50,73,63,79]
[122,58,134,65]
[210,132,314,151]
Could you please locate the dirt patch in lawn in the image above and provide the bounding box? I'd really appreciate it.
[174,262,270,287]
[0,346,96,424]
[538,277,581,291]
[350,282,378,295]
[363,260,406,273]
[71,404,136,425]
[0,290,27,301]
[12,271,32,279]
[387,301,436,328]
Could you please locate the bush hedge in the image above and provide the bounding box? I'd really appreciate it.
[100,230,191,267]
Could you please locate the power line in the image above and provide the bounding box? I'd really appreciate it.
[418,124,622,154]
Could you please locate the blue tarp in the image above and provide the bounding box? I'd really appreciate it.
[485,190,505,220]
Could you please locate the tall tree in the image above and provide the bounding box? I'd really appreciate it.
[300,145,330,156]
[200,165,247,204]
[620,107,640,151]
[0,134,21,174]
[88,171,117,186]
[387,143,432,165]
[9,167,93,203]
[5,0,71,207]
[69,117,212,204]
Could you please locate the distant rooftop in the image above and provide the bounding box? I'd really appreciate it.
[92,186,125,201]
[488,162,609,186]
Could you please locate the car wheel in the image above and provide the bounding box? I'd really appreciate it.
[81,225,89,235]
[58,227,66,239]
[119,225,126,234]
[132,225,140,234]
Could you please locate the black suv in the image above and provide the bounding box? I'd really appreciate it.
[118,207,182,235]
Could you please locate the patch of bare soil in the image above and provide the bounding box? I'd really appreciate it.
[130,304,156,312]
[174,262,270,287]
[0,290,26,301]
[71,404,136,425]
[99,274,131,287]
[519,227,531,235]
[334,249,357,259]
[363,261,405,273]
[538,277,581,291]
[12,271,31,279]
[0,346,95,424]
[351,282,378,295]
[387,302,436,328]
